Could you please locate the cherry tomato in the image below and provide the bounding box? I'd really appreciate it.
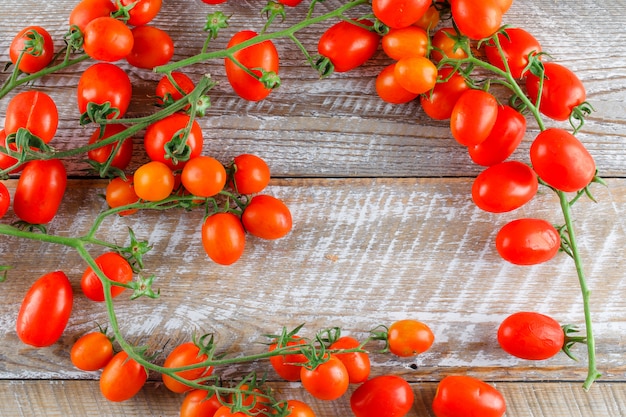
[16,271,72,347]
[472,161,538,213]
[387,319,434,357]
[70,331,114,371]
[156,72,195,107]
[13,159,66,224]
[118,0,162,26]
[0,182,10,219]
[213,406,246,417]
[284,400,315,417]
[300,355,349,401]
[413,4,440,30]
[350,375,414,417]
[181,156,227,198]
[450,89,498,146]
[484,27,541,78]
[9,26,55,74]
[125,25,174,69]
[495,218,561,265]
[376,63,419,104]
[144,113,204,170]
[450,0,503,40]
[87,124,133,171]
[526,62,587,121]
[432,375,506,417]
[269,335,308,382]
[106,175,140,216]
[81,251,134,302]
[100,350,147,402]
[4,90,58,143]
[201,212,246,265]
[225,30,279,101]
[278,0,304,6]
[202,0,228,4]
[231,154,271,195]
[372,0,431,29]
[83,16,134,62]
[420,67,469,120]
[77,62,132,118]
[163,341,213,393]
[382,26,428,60]
[69,0,116,32]
[430,27,469,63]
[241,194,292,240]
[228,384,270,414]
[180,390,223,417]
[529,128,596,192]
[394,56,438,95]
[0,129,21,173]
[317,19,380,73]
[498,311,565,360]
[133,160,175,201]
[468,105,526,166]
[330,336,370,384]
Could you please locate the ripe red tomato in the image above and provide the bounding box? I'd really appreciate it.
[387,319,434,357]
[4,90,58,143]
[0,129,21,173]
[144,113,204,170]
[450,0,503,40]
[181,156,227,198]
[13,159,67,224]
[0,182,10,219]
[376,63,419,104]
[350,375,414,417]
[156,72,195,107]
[83,16,134,62]
[269,335,308,382]
[495,218,561,265]
[201,212,246,265]
[106,175,139,216]
[394,56,438,95]
[278,0,304,6]
[529,128,596,192]
[450,89,498,146]
[472,161,538,213]
[213,406,247,417]
[100,350,147,402]
[284,400,315,417]
[81,251,134,302]
[372,0,431,29]
[231,154,271,195]
[133,160,175,201]
[467,105,526,166]
[330,336,370,384]
[202,0,228,4]
[432,375,506,417]
[420,67,469,120]
[317,19,380,73]
[125,25,174,69]
[300,355,349,400]
[70,331,114,371]
[77,62,132,118]
[118,0,162,26]
[241,194,292,240]
[430,27,468,63]
[498,311,565,360]
[69,0,116,32]
[484,27,542,78]
[9,26,55,74]
[525,62,586,121]
[180,390,223,417]
[225,30,279,101]
[87,124,133,171]
[16,271,73,347]
[382,26,428,60]
[163,341,213,393]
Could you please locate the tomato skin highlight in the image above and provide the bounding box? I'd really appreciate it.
[81,252,134,302]
[468,105,526,166]
[10,26,55,74]
[525,62,586,121]
[450,89,498,147]
[201,212,246,265]
[432,375,506,417]
[350,375,414,417]
[317,19,380,73]
[16,271,73,347]
[100,350,147,402]
[70,331,114,371]
[495,218,561,265]
[472,161,538,213]
[13,159,67,224]
[498,311,565,360]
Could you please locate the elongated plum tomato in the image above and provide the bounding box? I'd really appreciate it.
[530,128,596,193]
[118,0,162,26]
[201,212,246,265]
[69,0,117,32]
[472,161,538,213]
[350,375,414,417]
[372,0,431,29]
[87,124,133,171]
[468,105,526,166]
[16,271,73,347]
[241,194,292,240]
[376,63,419,104]
[100,351,147,402]
[225,30,279,101]
[10,26,55,74]
[330,336,371,383]
[13,159,67,224]
[269,335,308,382]
[83,16,134,62]
[162,341,213,393]
[317,19,380,73]
[144,113,204,170]
[432,375,506,417]
[81,251,134,302]
[450,0,502,40]
[4,90,58,143]
[382,26,429,60]
[484,27,542,78]
[495,218,561,265]
[180,390,223,417]
[498,311,565,360]
[450,89,498,146]
[125,25,174,70]
[420,67,469,120]
[525,62,586,121]
[70,331,114,371]
[394,56,438,95]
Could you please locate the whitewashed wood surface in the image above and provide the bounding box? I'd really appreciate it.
[0,1,625,416]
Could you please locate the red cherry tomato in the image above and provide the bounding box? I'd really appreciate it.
[180,390,223,417]
[162,341,213,393]
[472,161,538,213]
[495,218,561,265]
[317,19,380,73]
[432,375,506,417]
[0,129,21,173]
[382,26,428,60]
[350,375,414,417]
[376,63,419,104]
[69,0,117,32]
[231,154,271,195]
[241,194,292,240]
[83,16,134,62]
[16,271,73,347]
[13,159,67,224]
[420,67,469,120]
[525,62,586,121]
[278,0,304,6]
[330,336,371,384]
[300,355,349,401]
[70,331,114,371]
[225,30,279,101]
[430,27,468,63]
[468,105,526,166]
[387,319,434,357]
[143,113,204,170]
[529,128,596,192]
[372,0,431,29]
[77,62,132,118]
[201,0,228,3]
[156,72,195,107]
[484,27,542,78]
[87,124,133,171]
[100,351,147,402]
[284,400,315,417]
[9,26,55,74]
[4,90,58,143]
[498,311,565,360]
[0,182,10,219]
[118,0,162,26]
[450,89,498,146]
[125,25,174,69]
[81,251,134,302]
[450,0,503,40]
[269,335,308,382]
[105,175,140,216]
[201,212,246,265]
[181,156,227,198]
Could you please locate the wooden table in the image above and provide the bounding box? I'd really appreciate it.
[1,1,625,416]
